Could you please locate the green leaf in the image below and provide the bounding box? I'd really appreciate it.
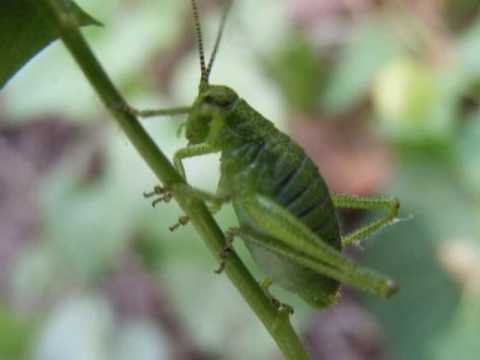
[0,0,100,89]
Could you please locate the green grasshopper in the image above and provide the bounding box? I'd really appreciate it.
[135,0,399,308]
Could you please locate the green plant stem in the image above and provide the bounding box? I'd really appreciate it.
[39,1,308,359]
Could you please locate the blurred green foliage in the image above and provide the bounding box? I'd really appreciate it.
[2,0,480,359]
[0,305,33,359]
[264,32,329,113]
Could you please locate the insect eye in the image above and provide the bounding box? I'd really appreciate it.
[204,94,233,108]
[204,95,215,104]
[218,97,233,107]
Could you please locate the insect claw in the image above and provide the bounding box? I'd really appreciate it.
[143,185,166,198]
[169,216,190,232]
[143,191,155,198]
[225,227,238,241]
[151,193,173,207]
[144,184,173,207]
[259,277,294,314]
[151,198,163,207]
[154,185,166,193]
[214,231,237,274]
[214,247,231,274]
[278,303,294,315]
[271,296,294,315]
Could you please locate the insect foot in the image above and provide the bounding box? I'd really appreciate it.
[273,300,294,316]
[214,227,238,274]
[169,215,190,232]
[143,185,172,207]
[260,278,294,315]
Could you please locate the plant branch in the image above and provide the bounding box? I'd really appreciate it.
[39,0,308,359]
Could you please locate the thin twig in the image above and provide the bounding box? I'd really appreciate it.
[38,1,308,359]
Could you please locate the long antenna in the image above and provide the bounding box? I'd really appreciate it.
[206,0,233,79]
[191,0,208,87]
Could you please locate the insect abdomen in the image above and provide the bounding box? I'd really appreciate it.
[224,135,341,249]
[223,134,342,306]
[270,145,341,249]
[220,100,341,247]
[219,102,343,306]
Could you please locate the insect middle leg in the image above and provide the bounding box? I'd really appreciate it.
[145,182,230,231]
[143,183,227,209]
[170,183,231,232]
[170,183,230,207]
[331,194,400,247]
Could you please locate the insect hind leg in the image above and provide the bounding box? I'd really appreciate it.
[214,227,238,274]
[234,194,398,300]
[332,194,400,247]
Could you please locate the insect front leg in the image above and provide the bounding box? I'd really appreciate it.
[170,183,231,208]
[147,144,225,231]
[331,194,400,247]
[125,104,192,118]
[173,143,220,180]
[236,194,398,299]
[143,185,173,206]
[145,143,221,207]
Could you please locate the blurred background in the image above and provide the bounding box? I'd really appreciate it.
[1,0,480,359]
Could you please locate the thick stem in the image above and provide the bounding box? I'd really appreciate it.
[39,1,308,359]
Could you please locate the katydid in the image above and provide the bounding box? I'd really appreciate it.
[136,0,399,308]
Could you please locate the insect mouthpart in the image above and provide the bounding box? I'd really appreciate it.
[185,111,212,145]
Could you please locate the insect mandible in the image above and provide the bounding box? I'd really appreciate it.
[134,0,399,308]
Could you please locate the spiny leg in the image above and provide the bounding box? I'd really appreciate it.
[237,194,398,298]
[332,194,400,247]
[214,227,238,274]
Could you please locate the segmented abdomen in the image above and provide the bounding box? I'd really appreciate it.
[223,135,341,249]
